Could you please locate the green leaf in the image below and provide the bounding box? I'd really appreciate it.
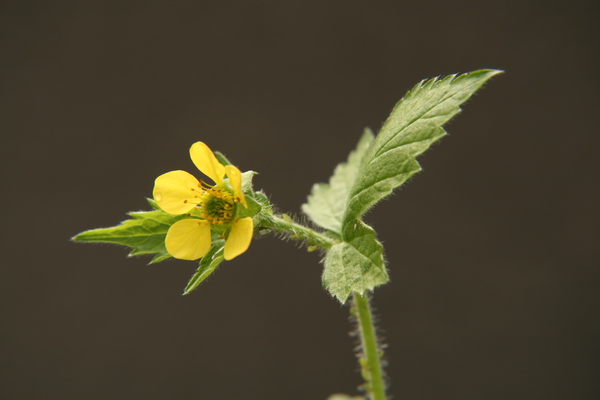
[322,220,387,303]
[317,70,501,302]
[183,238,226,295]
[302,129,375,233]
[71,202,185,263]
[344,69,502,226]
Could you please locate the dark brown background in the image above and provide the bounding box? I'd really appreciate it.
[1,1,598,399]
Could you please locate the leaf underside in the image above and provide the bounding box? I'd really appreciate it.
[323,220,387,303]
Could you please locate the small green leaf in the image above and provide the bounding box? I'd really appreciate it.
[302,129,375,233]
[183,239,226,295]
[71,203,185,262]
[322,220,387,303]
[344,69,502,226]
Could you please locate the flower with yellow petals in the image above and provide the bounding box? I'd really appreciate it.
[153,142,254,261]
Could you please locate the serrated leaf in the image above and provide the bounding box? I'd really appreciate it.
[319,70,500,301]
[322,220,387,303]
[149,253,173,264]
[72,207,185,262]
[302,129,375,233]
[344,69,502,227]
[183,239,225,295]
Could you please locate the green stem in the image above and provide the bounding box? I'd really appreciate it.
[266,213,385,398]
[353,292,386,400]
[268,214,336,250]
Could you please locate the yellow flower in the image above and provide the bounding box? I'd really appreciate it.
[153,142,253,261]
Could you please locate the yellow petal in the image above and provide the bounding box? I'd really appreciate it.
[224,217,253,260]
[153,170,200,214]
[224,165,247,208]
[165,219,212,260]
[189,142,226,185]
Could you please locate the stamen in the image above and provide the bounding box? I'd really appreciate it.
[195,181,236,226]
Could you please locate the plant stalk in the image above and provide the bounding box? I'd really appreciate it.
[352,292,386,400]
[269,214,336,250]
[267,215,386,398]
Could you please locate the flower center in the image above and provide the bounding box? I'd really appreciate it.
[200,185,235,225]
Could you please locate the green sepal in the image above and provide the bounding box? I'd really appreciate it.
[241,170,257,191]
[322,220,387,303]
[71,198,185,263]
[149,253,173,264]
[235,195,262,219]
[252,191,273,214]
[302,129,375,233]
[214,151,232,166]
[344,69,502,225]
[183,237,226,295]
[250,191,276,236]
[147,198,161,210]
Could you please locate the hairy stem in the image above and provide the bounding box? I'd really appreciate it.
[268,214,336,250]
[352,292,386,400]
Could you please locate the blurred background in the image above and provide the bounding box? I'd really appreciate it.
[1,1,598,399]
